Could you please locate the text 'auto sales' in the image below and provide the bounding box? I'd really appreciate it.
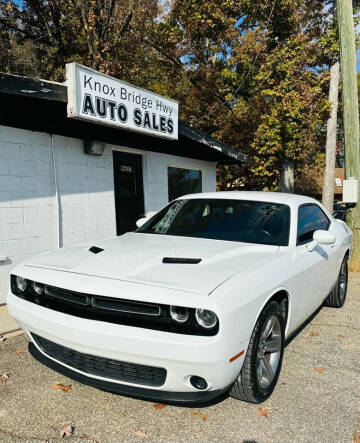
[81,75,174,135]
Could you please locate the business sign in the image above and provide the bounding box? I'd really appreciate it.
[66,63,178,140]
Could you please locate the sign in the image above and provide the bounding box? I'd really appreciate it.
[335,178,343,187]
[66,63,178,140]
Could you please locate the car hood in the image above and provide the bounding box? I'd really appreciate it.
[23,233,279,295]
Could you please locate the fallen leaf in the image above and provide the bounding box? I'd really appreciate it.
[305,331,319,338]
[52,383,72,392]
[314,367,326,373]
[189,411,207,421]
[120,410,125,415]
[15,349,28,354]
[0,335,6,343]
[0,373,9,383]
[337,334,345,339]
[153,404,166,409]
[131,429,148,438]
[60,425,74,439]
[353,418,360,443]
[257,408,269,418]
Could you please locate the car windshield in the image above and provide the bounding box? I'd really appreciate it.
[137,199,290,246]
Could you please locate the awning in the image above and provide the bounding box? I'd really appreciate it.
[0,72,247,164]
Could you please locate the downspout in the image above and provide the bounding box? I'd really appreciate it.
[50,133,62,248]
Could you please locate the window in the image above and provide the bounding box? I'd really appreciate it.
[137,199,291,246]
[297,204,330,245]
[168,167,202,202]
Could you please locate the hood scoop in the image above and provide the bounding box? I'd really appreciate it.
[162,257,202,264]
[89,246,104,254]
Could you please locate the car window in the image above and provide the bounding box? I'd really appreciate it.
[297,204,330,245]
[137,199,291,246]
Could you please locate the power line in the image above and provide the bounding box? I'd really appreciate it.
[32,23,67,43]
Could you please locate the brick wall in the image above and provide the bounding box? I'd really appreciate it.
[0,124,216,304]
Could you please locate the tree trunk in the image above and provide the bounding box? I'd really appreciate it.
[322,61,340,212]
[338,0,360,271]
[279,158,294,193]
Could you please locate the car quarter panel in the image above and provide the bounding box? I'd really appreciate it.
[210,247,306,339]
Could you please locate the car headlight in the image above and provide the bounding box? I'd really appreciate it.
[16,276,27,292]
[195,309,218,329]
[169,305,190,323]
[32,281,44,295]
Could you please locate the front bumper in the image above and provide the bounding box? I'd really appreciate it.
[8,291,248,402]
[29,342,229,404]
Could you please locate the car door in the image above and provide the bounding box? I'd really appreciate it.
[296,204,337,319]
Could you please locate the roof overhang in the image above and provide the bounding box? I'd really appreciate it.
[0,72,247,164]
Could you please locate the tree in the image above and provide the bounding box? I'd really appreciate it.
[0,0,160,82]
[154,0,333,191]
[322,3,341,211]
[322,60,340,210]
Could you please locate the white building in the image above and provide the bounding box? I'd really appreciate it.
[0,68,246,304]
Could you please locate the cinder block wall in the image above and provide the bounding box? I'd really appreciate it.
[0,124,216,304]
[0,125,116,304]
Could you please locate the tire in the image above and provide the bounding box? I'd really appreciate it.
[324,256,348,308]
[230,301,285,404]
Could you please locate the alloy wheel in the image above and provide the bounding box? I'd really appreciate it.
[338,260,348,302]
[256,315,282,389]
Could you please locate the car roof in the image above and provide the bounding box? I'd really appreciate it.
[177,191,319,206]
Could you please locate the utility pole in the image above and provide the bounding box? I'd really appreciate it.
[338,0,360,271]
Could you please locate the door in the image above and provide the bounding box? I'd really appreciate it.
[296,204,336,319]
[113,151,145,235]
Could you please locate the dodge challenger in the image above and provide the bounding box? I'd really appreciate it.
[8,192,352,404]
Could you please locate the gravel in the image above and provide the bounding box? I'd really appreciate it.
[0,275,359,442]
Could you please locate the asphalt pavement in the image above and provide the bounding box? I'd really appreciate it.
[0,274,359,442]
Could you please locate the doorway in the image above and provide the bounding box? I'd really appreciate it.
[113,151,145,235]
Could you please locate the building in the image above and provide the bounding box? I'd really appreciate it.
[0,66,246,304]
[294,167,344,202]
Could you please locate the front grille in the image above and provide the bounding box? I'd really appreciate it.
[43,285,161,316]
[45,286,88,306]
[91,296,160,316]
[31,333,167,387]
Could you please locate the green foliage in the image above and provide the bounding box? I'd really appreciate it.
[0,0,160,82]
[156,0,336,190]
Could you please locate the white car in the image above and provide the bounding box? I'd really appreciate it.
[8,192,352,404]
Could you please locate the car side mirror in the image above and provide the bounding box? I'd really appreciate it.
[307,230,336,252]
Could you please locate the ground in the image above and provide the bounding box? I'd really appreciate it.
[0,275,359,443]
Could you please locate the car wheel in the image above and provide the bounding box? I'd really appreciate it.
[230,301,285,404]
[324,256,348,308]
